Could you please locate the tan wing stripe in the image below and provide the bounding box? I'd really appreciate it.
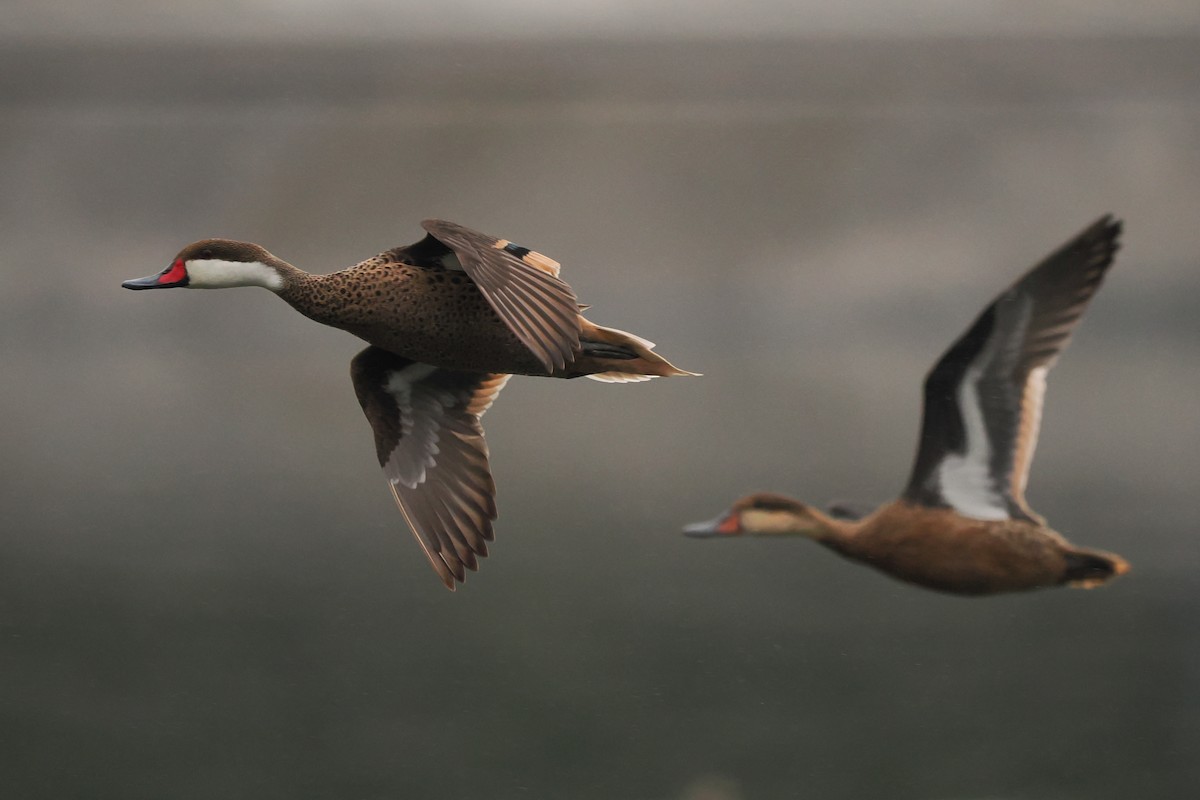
[491,239,562,277]
[467,374,512,416]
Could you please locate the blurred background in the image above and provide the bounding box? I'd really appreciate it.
[2,3,1198,798]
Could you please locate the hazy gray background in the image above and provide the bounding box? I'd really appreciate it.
[2,4,1198,799]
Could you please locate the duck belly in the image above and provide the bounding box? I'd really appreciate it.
[844,508,1069,595]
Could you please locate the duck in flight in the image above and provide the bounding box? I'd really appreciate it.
[124,219,696,590]
[684,216,1129,595]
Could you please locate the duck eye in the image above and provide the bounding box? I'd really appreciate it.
[199,248,213,259]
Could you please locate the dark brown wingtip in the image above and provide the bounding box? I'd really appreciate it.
[420,546,460,592]
[1083,214,1123,258]
[1094,212,1121,232]
[448,560,467,583]
[432,563,458,592]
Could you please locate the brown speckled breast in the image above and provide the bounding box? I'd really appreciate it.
[278,257,555,376]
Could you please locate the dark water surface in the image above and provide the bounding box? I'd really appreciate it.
[1,37,1198,799]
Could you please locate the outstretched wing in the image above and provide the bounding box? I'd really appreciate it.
[351,346,511,590]
[902,216,1121,522]
[408,219,582,374]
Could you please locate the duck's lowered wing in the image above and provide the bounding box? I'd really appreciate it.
[351,345,510,590]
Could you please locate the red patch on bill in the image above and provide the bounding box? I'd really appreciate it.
[159,258,187,284]
[716,514,741,535]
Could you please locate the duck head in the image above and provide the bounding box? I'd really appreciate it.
[683,492,827,539]
[122,239,285,291]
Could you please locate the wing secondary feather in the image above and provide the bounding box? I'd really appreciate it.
[420,219,582,374]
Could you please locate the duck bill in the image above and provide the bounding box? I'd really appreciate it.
[682,512,741,538]
[122,261,188,290]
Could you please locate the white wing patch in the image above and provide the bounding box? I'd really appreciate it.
[936,361,1010,521]
[384,363,439,489]
[935,293,1037,521]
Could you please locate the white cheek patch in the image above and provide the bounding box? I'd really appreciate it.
[185,259,284,290]
[742,509,810,536]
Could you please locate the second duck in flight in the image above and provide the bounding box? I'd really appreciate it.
[684,216,1129,596]
[124,219,696,590]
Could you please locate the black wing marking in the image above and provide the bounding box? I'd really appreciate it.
[351,346,510,590]
[902,216,1121,522]
[420,219,582,374]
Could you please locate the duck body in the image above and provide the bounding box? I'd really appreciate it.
[685,216,1129,597]
[824,502,1125,595]
[124,219,696,590]
[277,255,656,379]
[277,259,553,376]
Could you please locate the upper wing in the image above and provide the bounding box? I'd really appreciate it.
[351,345,511,590]
[902,216,1122,522]
[415,219,583,374]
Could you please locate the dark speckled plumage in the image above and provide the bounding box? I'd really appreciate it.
[278,254,553,375]
[125,220,696,590]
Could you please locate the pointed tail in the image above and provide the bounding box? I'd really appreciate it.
[573,319,699,382]
[1063,548,1130,589]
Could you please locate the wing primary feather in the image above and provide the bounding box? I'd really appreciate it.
[493,273,580,347]
[495,285,577,360]
[487,290,562,372]
[388,483,457,591]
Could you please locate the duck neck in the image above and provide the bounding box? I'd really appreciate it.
[269,259,337,322]
[748,504,859,547]
[266,257,311,299]
[797,508,860,554]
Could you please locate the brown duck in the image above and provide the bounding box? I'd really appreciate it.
[124,219,696,589]
[684,216,1129,596]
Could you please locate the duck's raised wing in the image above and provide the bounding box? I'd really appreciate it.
[902,216,1121,522]
[351,346,510,590]
[407,219,582,374]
